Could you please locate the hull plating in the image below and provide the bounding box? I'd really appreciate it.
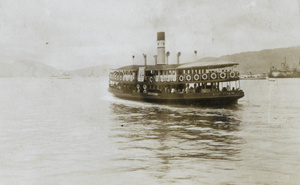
[108,87,244,105]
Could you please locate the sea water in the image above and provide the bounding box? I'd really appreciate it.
[0,77,299,185]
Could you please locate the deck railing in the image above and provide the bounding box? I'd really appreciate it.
[109,71,240,83]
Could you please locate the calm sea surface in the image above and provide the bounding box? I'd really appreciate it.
[0,77,299,185]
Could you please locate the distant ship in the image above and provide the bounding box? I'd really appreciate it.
[269,59,300,78]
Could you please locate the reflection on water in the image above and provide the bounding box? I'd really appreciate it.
[1,78,299,184]
[108,103,242,182]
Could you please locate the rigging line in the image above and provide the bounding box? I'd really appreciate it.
[298,0,300,21]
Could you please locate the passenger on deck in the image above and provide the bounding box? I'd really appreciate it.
[195,86,200,93]
[171,88,175,94]
[190,86,195,93]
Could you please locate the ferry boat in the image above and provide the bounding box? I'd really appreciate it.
[108,32,244,105]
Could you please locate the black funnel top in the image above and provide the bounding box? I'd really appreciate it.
[157,32,165,41]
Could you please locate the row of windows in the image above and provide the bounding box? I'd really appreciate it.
[110,67,235,76]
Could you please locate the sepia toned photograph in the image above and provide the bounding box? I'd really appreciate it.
[0,0,299,184]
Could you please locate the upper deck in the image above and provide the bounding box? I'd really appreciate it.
[109,60,240,84]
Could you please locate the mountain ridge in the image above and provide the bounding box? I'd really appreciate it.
[194,46,300,74]
[0,45,299,77]
[0,60,60,77]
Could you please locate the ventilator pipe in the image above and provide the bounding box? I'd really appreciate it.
[143,53,147,66]
[166,51,170,65]
[177,52,181,64]
[132,55,135,65]
[153,55,157,65]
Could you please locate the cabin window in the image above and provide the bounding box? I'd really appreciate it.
[187,70,190,74]
[183,70,186,74]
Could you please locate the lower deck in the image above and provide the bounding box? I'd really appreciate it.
[108,87,244,105]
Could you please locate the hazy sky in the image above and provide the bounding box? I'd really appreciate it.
[1,0,300,70]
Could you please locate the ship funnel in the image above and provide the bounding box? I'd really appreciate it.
[177,52,181,64]
[157,32,165,65]
[143,53,147,66]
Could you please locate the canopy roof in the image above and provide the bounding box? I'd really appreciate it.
[177,60,239,69]
[114,60,238,71]
[115,64,179,71]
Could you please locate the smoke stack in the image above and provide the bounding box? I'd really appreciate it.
[143,53,147,66]
[153,55,157,65]
[177,52,181,64]
[157,32,165,65]
[166,51,170,65]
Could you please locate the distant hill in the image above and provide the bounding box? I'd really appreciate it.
[68,64,110,77]
[0,46,299,77]
[0,60,111,78]
[0,60,59,77]
[68,46,300,76]
[194,46,300,74]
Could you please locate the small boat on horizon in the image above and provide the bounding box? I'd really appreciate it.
[268,78,276,82]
